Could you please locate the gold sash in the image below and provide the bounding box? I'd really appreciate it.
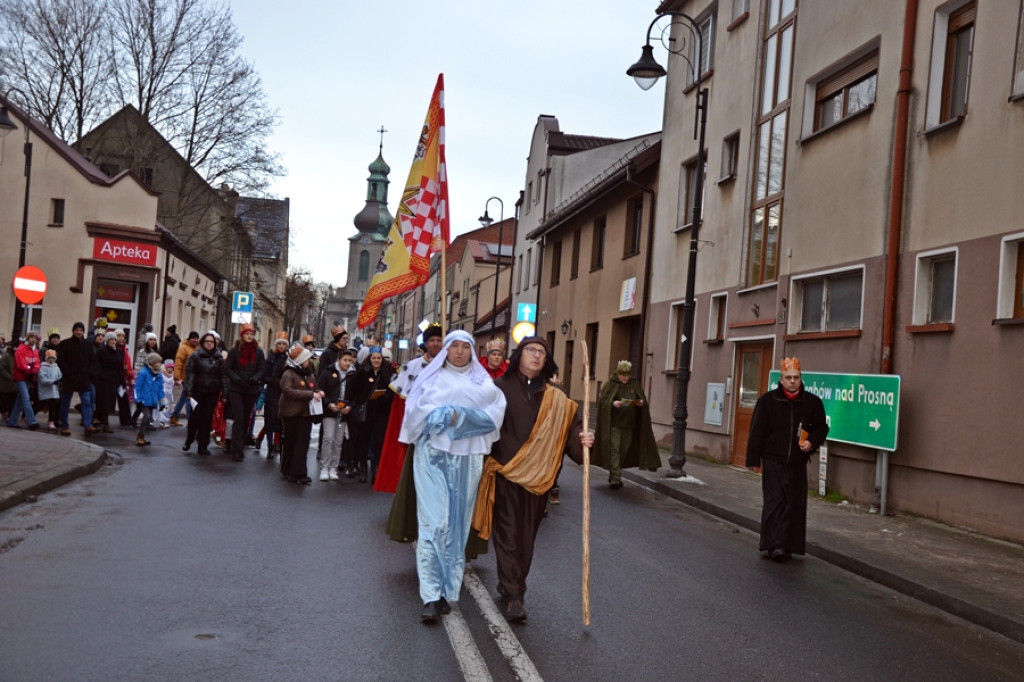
[472,385,577,540]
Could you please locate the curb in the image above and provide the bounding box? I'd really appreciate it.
[621,467,1024,646]
[0,445,108,513]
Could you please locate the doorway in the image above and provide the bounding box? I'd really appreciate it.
[730,341,774,466]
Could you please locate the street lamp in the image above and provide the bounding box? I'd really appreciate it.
[628,11,709,478]
[479,196,505,346]
[0,92,34,345]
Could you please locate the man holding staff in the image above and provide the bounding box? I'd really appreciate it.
[472,337,594,623]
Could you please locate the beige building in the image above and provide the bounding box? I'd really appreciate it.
[0,98,222,343]
[644,0,1024,540]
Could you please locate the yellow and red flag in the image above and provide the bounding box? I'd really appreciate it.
[358,74,450,329]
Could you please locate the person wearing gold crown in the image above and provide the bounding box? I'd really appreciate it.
[479,337,508,379]
[593,359,660,489]
[746,357,829,562]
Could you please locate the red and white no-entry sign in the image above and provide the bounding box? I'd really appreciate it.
[12,265,48,305]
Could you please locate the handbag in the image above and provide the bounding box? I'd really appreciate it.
[346,402,366,424]
[309,397,323,424]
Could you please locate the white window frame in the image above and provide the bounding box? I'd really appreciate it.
[1014,2,1024,96]
[707,293,728,340]
[996,232,1024,318]
[676,155,706,232]
[788,266,865,334]
[686,7,717,87]
[719,131,739,183]
[925,0,976,128]
[732,0,749,22]
[913,247,958,325]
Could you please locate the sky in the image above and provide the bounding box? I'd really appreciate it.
[229,1,666,288]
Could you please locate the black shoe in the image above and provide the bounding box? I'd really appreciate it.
[770,547,789,562]
[246,436,257,447]
[197,448,211,456]
[182,440,192,452]
[28,422,41,431]
[421,602,439,624]
[437,598,451,615]
[503,599,526,623]
[609,480,623,489]
[297,476,312,485]
[232,451,245,462]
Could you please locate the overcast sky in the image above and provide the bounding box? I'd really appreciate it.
[230,1,666,287]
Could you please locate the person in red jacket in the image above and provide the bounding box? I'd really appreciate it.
[6,331,41,429]
[479,338,508,379]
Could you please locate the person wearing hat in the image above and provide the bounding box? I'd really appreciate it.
[182,333,228,456]
[169,332,200,426]
[397,330,506,623]
[470,336,593,623]
[159,325,181,361]
[479,338,508,379]
[92,331,124,433]
[256,331,291,458]
[130,332,162,425]
[56,322,97,436]
[37,349,62,431]
[376,322,444,492]
[593,359,661,489]
[39,328,61,363]
[278,344,324,484]
[133,353,165,446]
[319,323,350,373]
[6,331,42,430]
[224,323,266,462]
[347,345,395,483]
[135,322,154,353]
[746,357,829,562]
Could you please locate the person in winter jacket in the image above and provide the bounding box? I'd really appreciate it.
[56,322,97,436]
[278,344,324,484]
[132,333,161,424]
[38,349,63,430]
[256,332,290,458]
[0,346,16,420]
[7,331,41,429]
[133,353,165,446]
[93,331,124,433]
[224,323,265,462]
[316,347,357,481]
[158,360,175,427]
[182,333,228,456]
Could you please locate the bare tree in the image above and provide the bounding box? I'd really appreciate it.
[0,0,282,193]
[283,268,314,341]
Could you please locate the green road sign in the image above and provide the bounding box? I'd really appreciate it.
[769,370,901,451]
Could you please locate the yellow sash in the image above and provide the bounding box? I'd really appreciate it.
[472,385,577,539]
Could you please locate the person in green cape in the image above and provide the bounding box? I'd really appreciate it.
[593,360,660,488]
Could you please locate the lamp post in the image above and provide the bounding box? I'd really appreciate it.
[478,196,505,346]
[627,11,709,478]
[0,93,33,345]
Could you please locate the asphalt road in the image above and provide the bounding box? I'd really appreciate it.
[1,425,1021,681]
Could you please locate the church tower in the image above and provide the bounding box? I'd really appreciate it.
[324,130,394,337]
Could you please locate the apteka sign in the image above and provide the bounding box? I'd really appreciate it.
[93,237,158,267]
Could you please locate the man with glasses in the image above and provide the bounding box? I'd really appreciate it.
[472,337,594,623]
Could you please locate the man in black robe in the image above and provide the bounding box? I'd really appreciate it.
[746,357,829,562]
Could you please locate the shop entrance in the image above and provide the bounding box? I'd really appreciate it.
[94,279,140,343]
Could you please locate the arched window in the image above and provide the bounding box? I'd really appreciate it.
[359,250,370,281]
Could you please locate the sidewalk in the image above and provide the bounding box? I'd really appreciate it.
[620,452,1024,645]
[1,427,1023,645]
[0,427,107,512]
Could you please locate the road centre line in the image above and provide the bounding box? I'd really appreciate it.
[443,600,493,682]
[463,565,543,681]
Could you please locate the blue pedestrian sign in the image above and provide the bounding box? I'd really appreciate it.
[517,302,536,323]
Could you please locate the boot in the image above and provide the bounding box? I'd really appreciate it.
[101,416,113,433]
[136,433,150,446]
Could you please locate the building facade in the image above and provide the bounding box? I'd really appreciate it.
[646,0,1024,540]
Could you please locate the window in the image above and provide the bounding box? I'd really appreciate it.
[913,251,956,324]
[526,182,532,214]
[686,9,716,87]
[141,167,154,187]
[570,228,581,279]
[747,2,795,287]
[586,323,599,378]
[927,1,975,126]
[678,158,706,229]
[50,198,65,226]
[516,254,522,293]
[708,294,727,340]
[549,240,562,287]
[1014,3,1024,96]
[624,197,643,256]
[591,216,606,270]
[793,269,863,333]
[998,235,1024,319]
[358,250,370,281]
[525,248,532,287]
[732,0,749,22]
[1017,244,1024,319]
[669,301,692,371]
[815,51,879,131]
[720,132,739,183]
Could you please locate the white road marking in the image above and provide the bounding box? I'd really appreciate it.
[443,601,494,682]
[463,565,544,682]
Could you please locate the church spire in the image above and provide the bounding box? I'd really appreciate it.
[353,126,393,239]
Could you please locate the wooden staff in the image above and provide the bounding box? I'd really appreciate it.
[581,340,591,626]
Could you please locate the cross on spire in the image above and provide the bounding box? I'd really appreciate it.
[377,126,387,153]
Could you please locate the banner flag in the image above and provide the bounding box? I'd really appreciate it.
[358,74,450,329]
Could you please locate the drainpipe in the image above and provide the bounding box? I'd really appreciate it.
[626,164,656,382]
[876,0,918,516]
[881,0,918,375]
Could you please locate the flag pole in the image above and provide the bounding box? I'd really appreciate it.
[440,247,447,333]
[581,340,591,626]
